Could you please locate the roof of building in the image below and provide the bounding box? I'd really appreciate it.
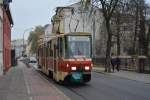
[4,2,14,25]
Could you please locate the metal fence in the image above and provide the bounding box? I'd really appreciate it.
[93,56,150,73]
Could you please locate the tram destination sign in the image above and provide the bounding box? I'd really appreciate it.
[68,36,90,41]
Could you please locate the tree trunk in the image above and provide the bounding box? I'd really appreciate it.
[116,14,121,56]
[139,14,146,55]
[145,25,150,56]
[138,0,146,55]
[117,31,120,56]
[105,20,112,72]
[132,5,139,55]
[138,0,146,73]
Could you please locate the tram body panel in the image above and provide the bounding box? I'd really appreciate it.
[37,32,93,83]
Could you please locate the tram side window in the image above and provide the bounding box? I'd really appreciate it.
[50,49,53,57]
[48,41,51,57]
[42,47,44,57]
[43,47,45,57]
[38,49,40,57]
[65,36,68,58]
[39,48,41,57]
[47,42,50,57]
[46,47,48,57]
[49,41,53,57]
[45,47,47,57]
[58,37,63,57]
[40,48,42,57]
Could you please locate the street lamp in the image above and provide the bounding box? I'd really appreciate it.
[22,27,34,56]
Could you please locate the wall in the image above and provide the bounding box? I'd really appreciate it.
[3,8,11,72]
[0,6,3,75]
[11,39,27,58]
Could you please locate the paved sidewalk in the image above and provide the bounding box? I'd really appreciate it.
[0,61,70,100]
[93,67,150,84]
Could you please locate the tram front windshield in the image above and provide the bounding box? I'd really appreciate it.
[66,36,91,59]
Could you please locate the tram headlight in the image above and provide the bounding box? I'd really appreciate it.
[71,66,77,71]
[85,66,90,70]
[66,64,69,68]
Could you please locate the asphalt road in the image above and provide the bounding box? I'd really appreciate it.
[23,57,150,100]
[39,71,150,100]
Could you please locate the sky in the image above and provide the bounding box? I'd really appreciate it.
[10,0,150,40]
[10,0,79,40]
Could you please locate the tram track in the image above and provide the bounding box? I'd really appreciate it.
[64,87,89,100]
[27,67,150,100]
[35,69,90,100]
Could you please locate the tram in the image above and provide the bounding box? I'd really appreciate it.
[37,32,93,83]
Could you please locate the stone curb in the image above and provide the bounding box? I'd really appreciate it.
[92,68,106,74]
[93,67,150,84]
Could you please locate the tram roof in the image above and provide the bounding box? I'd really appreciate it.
[38,32,91,46]
[46,32,91,41]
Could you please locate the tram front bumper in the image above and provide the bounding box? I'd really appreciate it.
[68,72,91,83]
[70,72,83,83]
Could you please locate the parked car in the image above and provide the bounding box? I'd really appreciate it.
[19,56,24,61]
[28,57,38,69]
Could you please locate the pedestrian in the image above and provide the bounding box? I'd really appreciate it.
[116,57,120,71]
[111,53,116,72]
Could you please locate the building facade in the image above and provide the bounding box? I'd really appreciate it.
[51,2,135,59]
[0,0,3,75]
[0,0,13,75]
[51,2,104,58]
[44,24,52,36]
[11,39,27,58]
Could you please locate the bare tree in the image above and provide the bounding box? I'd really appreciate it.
[145,20,150,55]
[138,0,146,55]
[94,0,119,72]
[81,0,120,72]
[115,0,135,56]
[114,1,125,56]
[128,0,148,55]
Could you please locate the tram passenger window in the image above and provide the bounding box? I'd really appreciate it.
[49,43,51,57]
[38,49,40,56]
[50,49,53,56]
[42,47,45,57]
[65,36,68,58]
[44,47,46,57]
[48,48,50,57]
[41,48,43,57]
[43,47,45,57]
[45,47,47,57]
[47,42,49,56]
[46,48,48,57]
[39,48,41,57]
[42,48,43,57]
[59,38,63,57]
[49,41,53,57]
[39,49,40,57]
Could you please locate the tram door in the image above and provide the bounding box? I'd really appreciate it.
[53,44,57,73]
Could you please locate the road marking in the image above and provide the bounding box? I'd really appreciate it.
[23,68,33,100]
